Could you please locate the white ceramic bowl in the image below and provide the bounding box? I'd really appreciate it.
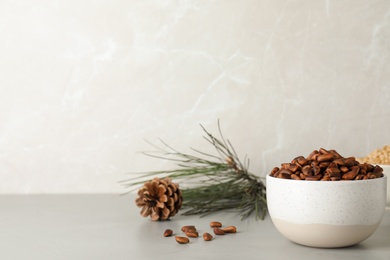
[266,175,387,248]
[378,165,390,207]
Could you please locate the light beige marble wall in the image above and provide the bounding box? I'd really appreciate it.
[0,0,389,193]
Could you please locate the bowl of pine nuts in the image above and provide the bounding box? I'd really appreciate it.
[266,148,387,248]
[379,165,390,207]
[357,145,390,207]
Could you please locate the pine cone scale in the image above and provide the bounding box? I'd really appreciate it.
[167,197,174,207]
[140,205,151,217]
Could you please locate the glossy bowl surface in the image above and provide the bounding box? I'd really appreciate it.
[266,175,387,248]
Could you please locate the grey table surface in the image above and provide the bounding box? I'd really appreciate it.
[1,194,389,260]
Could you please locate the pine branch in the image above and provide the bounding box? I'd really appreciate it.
[121,122,267,220]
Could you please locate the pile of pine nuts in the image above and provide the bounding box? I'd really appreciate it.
[357,145,390,165]
[163,221,237,244]
[269,148,384,181]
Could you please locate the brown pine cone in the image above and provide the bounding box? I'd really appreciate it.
[135,177,183,221]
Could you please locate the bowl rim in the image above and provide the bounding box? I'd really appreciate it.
[266,174,386,185]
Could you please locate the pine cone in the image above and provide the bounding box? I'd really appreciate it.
[135,177,183,221]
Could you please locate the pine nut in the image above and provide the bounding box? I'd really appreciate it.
[210,221,222,228]
[185,231,198,238]
[222,226,237,233]
[203,232,213,241]
[181,225,196,233]
[163,229,173,237]
[213,227,225,235]
[175,236,190,244]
